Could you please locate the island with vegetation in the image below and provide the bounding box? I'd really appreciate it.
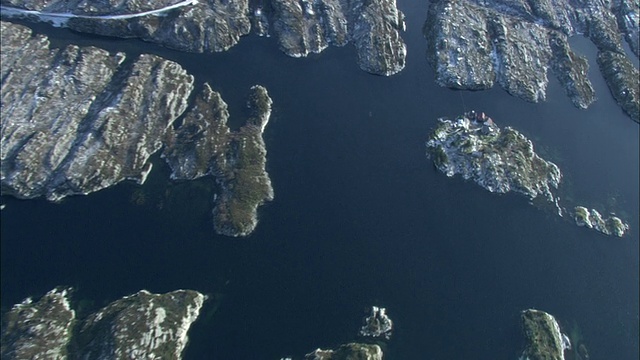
[1,0,407,76]
[1,288,205,360]
[426,111,630,237]
[0,21,273,237]
[424,0,639,121]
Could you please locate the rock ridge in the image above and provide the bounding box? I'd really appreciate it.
[424,0,639,121]
[1,0,407,75]
[1,21,273,237]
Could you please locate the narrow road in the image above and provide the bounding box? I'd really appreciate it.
[1,0,198,24]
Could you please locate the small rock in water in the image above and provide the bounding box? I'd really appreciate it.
[360,306,393,340]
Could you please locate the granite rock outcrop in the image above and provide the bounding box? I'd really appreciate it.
[163,84,274,237]
[426,111,562,202]
[424,0,639,121]
[1,21,273,236]
[1,288,75,360]
[1,0,407,75]
[520,309,571,360]
[425,111,630,237]
[1,288,204,360]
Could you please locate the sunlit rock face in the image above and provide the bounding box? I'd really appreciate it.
[163,84,275,237]
[1,288,205,360]
[1,0,252,53]
[426,111,562,203]
[520,309,571,360]
[359,306,393,340]
[573,206,629,237]
[76,290,205,360]
[1,288,75,360]
[426,111,631,237]
[304,343,383,360]
[0,21,194,202]
[1,21,273,237]
[1,0,406,75]
[424,0,639,121]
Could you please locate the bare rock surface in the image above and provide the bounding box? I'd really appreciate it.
[1,288,75,360]
[424,0,639,121]
[163,84,274,237]
[520,309,571,360]
[75,290,205,360]
[1,21,273,236]
[1,21,194,201]
[1,288,204,360]
[1,0,406,75]
[425,111,630,237]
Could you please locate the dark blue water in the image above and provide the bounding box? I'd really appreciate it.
[1,1,639,359]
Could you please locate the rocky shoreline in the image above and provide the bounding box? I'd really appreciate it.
[0,21,273,237]
[1,288,205,360]
[426,111,630,237]
[0,0,407,76]
[424,0,639,122]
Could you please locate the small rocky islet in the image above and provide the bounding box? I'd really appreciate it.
[426,111,629,237]
[1,294,588,360]
[1,288,205,360]
[0,20,273,237]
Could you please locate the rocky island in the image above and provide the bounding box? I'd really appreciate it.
[0,0,407,75]
[1,288,205,360]
[424,0,639,121]
[281,306,391,360]
[573,206,629,237]
[519,309,572,360]
[0,21,273,237]
[426,111,562,203]
[426,111,630,237]
[303,343,383,360]
[163,84,275,237]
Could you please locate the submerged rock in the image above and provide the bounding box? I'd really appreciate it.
[0,21,194,201]
[359,306,393,340]
[573,206,629,237]
[520,309,571,360]
[426,111,561,202]
[305,343,383,360]
[163,84,275,237]
[424,0,638,120]
[76,290,205,360]
[1,288,75,360]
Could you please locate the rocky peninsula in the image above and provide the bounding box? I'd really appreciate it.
[424,0,639,121]
[281,306,391,360]
[163,84,275,237]
[519,309,572,360]
[359,306,393,340]
[426,111,630,237]
[1,0,407,75]
[0,21,273,237]
[1,288,205,360]
[303,344,383,360]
